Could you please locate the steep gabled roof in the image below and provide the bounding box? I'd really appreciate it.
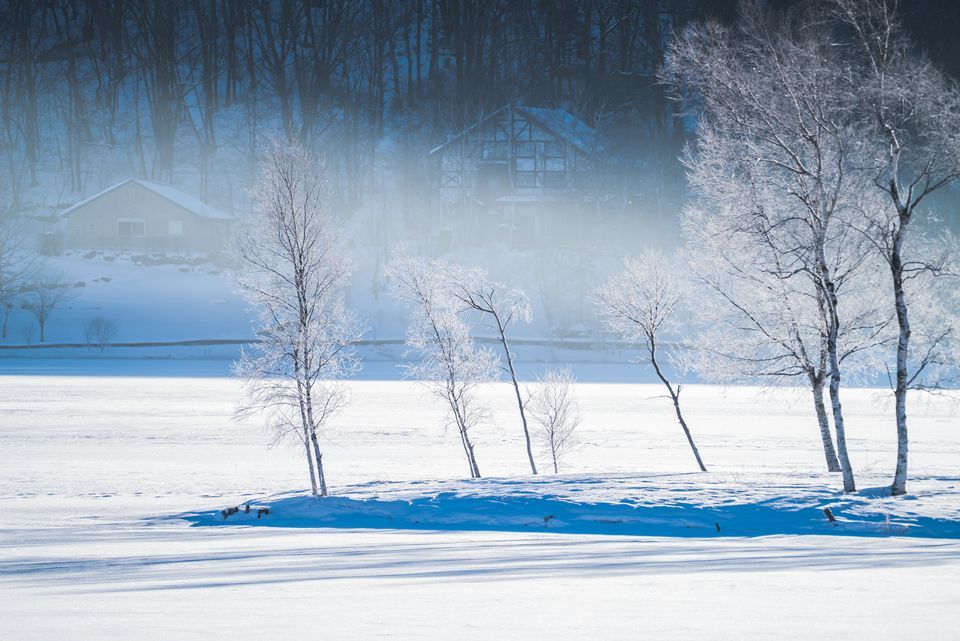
[429,104,598,157]
[59,179,234,220]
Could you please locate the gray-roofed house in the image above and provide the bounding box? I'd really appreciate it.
[428,104,601,244]
[59,179,234,253]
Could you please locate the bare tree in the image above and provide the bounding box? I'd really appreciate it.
[661,4,892,492]
[0,215,35,338]
[387,252,497,479]
[25,268,74,343]
[833,0,960,496]
[233,140,362,497]
[527,366,581,473]
[597,249,707,472]
[83,316,119,351]
[684,216,890,475]
[450,266,538,475]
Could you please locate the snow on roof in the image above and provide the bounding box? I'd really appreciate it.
[429,104,598,157]
[516,106,597,156]
[59,179,234,220]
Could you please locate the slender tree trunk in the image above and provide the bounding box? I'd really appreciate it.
[467,439,481,478]
[302,428,319,496]
[649,338,706,472]
[498,327,537,475]
[38,318,45,342]
[456,423,475,477]
[809,374,842,473]
[827,358,855,492]
[294,360,319,497]
[890,232,910,496]
[311,433,328,497]
[302,375,328,496]
[452,400,480,478]
[818,243,856,493]
[551,442,559,474]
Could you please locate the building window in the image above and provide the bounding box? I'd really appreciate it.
[514,157,535,172]
[168,220,184,236]
[118,219,145,237]
[516,142,536,157]
[87,223,96,233]
[482,142,509,160]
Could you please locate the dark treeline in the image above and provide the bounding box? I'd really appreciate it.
[1,0,957,223]
[0,0,738,218]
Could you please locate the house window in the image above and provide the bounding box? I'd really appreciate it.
[514,157,535,172]
[87,223,96,233]
[118,219,145,237]
[516,142,536,158]
[482,142,509,160]
[168,220,184,236]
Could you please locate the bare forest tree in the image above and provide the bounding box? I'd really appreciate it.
[233,140,362,497]
[0,215,34,338]
[597,250,707,472]
[25,268,74,343]
[833,0,960,495]
[388,252,497,479]
[527,366,581,473]
[83,316,119,351]
[450,266,538,474]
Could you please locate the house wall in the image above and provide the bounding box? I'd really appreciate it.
[437,111,595,204]
[63,182,231,252]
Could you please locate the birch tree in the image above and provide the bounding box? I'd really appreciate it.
[450,266,538,475]
[233,140,362,497]
[388,252,497,479]
[833,0,960,495]
[662,4,885,492]
[597,250,707,472]
[527,366,581,474]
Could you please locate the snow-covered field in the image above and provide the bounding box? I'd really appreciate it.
[1,373,959,639]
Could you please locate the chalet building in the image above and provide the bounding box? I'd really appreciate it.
[59,179,234,253]
[429,104,601,245]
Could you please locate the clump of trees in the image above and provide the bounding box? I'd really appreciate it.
[83,316,119,351]
[221,0,959,501]
[662,0,960,494]
[233,140,363,497]
[387,253,497,479]
[449,266,538,474]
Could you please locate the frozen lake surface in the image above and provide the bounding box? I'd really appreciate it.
[1,374,958,639]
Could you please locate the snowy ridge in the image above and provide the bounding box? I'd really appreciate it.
[179,473,960,539]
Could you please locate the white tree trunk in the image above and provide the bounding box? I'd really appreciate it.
[498,329,537,475]
[649,340,706,472]
[890,235,911,496]
[809,375,842,473]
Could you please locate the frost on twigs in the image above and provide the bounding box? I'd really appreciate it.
[232,139,363,497]
[387,251,496,479]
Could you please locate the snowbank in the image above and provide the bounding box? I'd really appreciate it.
[181,474,960,539]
